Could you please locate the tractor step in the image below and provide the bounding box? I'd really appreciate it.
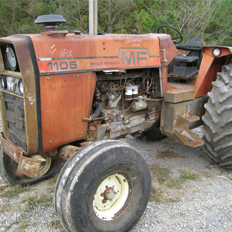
[176,113,200,123]
[174,126,204,148]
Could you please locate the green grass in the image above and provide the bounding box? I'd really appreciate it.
[149,164,199,203]
[24,195,53,210]
[149,163,171,184]
[179,168,199,181]
[0,185,30,198]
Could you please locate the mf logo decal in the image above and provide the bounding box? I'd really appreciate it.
[121,50,148,65]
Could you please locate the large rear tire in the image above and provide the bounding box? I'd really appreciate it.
[202,63,232,168]
[55,140,151,232]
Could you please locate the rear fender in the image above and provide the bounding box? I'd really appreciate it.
[194,46,232,97]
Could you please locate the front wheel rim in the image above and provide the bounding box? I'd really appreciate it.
[93,173,131,221]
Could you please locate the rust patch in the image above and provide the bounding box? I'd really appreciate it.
[57,145,79,162]
[0,133,24,163]
[17,156,42,178]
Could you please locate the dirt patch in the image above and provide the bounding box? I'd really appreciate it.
[156,149,185,159]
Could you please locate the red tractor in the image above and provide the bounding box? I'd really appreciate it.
[0,15,231,231]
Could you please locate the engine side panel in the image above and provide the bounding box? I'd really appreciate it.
[40,72,96,152]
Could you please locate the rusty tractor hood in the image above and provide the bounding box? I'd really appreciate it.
[22,32,178,75]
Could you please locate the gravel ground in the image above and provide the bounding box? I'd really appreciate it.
[1,127,232,231]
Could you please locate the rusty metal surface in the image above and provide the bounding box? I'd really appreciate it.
[162,100,197,136]
[174,126,204,148]
[82,115,113,122]
[0,132,24,163]
[30,33,163,75]
[57,145,79,162]
[164,83,195,103]
[17,156,42,178]
[176,112,200,124]
[157,34,178,66]
[40,72,96,152]
[0,36,39,155]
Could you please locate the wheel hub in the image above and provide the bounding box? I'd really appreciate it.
[93,173,129,221]
[101,186,117,202]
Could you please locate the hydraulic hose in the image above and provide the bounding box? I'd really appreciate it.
[89,102,102,119]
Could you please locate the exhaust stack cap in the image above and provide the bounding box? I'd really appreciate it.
[34,15,67,31]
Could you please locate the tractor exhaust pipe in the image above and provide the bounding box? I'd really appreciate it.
[89,0,98,35]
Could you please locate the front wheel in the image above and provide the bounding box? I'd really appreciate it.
[0,148,63,186]
[55,140,151,232]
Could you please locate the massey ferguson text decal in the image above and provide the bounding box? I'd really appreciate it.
[38,48,160,75]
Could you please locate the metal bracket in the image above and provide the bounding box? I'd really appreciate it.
[161,49,167,62]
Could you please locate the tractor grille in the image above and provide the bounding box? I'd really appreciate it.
[3,92,27,151]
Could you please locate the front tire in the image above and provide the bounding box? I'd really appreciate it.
[0,148,63,186]
[202,63,232,168]
[55,140,151,232]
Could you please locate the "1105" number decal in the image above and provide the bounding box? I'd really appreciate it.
[47,61,77,71]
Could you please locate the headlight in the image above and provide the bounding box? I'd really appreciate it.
[6,76,15,91]
[212,48,221,57]
[1,75,6,89]
[5,45,17,71]
[1,76,23,94]
[18,81,23,94]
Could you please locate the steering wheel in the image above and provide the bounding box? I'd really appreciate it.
[157,25,182,44]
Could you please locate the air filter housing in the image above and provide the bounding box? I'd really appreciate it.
[34,15,67,31]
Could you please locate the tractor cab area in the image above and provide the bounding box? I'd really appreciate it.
[169,38,204,80]
[157,25,204,81]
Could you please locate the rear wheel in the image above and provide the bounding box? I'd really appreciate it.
[55,140,151,232]
[0,148,63,186]
[202,63,232,168]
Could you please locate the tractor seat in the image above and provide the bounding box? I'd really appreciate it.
[168,38,204,79]
[175,38,203,52]
[173,55,199,63]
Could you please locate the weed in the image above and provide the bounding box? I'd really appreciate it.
[166,178,183,189]
[179,169,199,181]
[150,188,163,202]
[24,195,53,210]
[37,195,53,207]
